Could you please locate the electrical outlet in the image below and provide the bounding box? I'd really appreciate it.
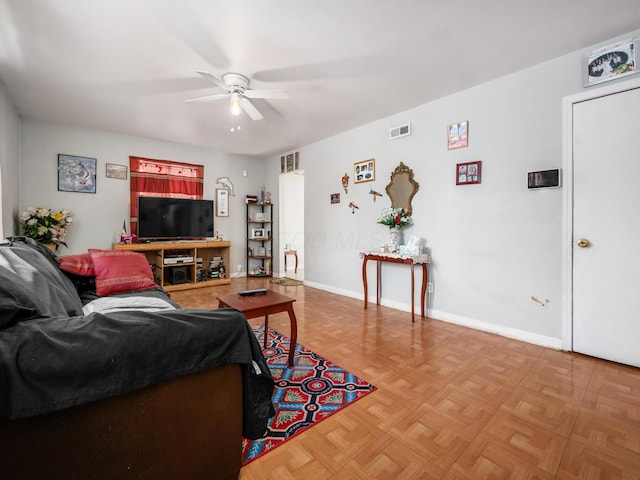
[427,282,434,293]
[237,264,242,272]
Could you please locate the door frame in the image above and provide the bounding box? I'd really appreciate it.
[561,76,640,351]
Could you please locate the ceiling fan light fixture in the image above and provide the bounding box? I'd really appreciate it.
[230,92,242,116]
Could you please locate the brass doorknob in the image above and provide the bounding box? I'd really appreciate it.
[577,238,591,248]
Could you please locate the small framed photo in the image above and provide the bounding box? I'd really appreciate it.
[251,228,265,239]
[58,154,97,193]
[330,192,340,204]
[216,188,229,217]
[354,158,375,184]
[456,161,482,185]
[585,38,638,87]
[105,163,127,180]
[448,121,469,150]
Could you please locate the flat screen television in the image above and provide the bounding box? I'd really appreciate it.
[137,196,214,241]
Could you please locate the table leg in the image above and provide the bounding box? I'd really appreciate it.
[420,264,428,318]
[411,263,415,322]
[376,260,381,305]
[285,305,298,367]
[264,314,269,348]
[362,257,369,309]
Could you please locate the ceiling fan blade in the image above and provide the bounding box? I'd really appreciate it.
[244,89,289,100]
[184,93,228,103]
[240,97,263,121]
[196,71,229,91]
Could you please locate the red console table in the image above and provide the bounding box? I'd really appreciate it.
[360,251,430,322]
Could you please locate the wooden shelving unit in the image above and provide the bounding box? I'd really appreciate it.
[246,202,273,277]
[113,240,231,292]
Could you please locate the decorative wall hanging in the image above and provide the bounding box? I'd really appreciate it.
[216,176,235,195]
[106,163,127,180]
[386,162,419,216]
[584,38,638,87]
[342,172,350,193]
[281,151,300,173]
[330,193,340,204]
[448,121,469,150]
[216,188,229,217]
[348,201,359,214]
[354,158,375,184]
[58,154,97,193]
[456,161,482,185]
[369,189,383,202]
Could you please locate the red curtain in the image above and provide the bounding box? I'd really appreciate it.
[129,156,204,236]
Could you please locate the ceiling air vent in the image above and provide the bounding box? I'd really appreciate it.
[389,123,411,140]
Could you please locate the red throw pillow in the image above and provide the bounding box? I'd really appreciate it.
[88,249,156,296]
[59,253,96,276]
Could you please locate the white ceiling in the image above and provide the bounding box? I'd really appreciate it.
[1,0,639,158]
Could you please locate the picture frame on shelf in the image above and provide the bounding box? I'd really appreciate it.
[354,158,375,184]
[584,38,638,87]
[58,154,97,193]
[456,161,482,185]
[251,228,265,239]
[447,120,469,150]
[216,188,229,217]
[105,163,127,180]
[254,212,267,222]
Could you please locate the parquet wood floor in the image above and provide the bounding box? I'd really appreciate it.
[171,279,640,479]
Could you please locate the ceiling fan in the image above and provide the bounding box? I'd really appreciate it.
[185,71,288,121]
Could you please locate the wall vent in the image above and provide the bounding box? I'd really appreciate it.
[389,123,411,139]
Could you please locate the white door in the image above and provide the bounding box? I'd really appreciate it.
[572,85,640,367]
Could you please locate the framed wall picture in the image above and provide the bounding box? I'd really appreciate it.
[216,188,229,217]
[251,228,265,239]
[585,38,638,87]
[330,192,340,204]
[448,121,469,150]
[354,158,375,184]
[105,163,127,180]
[58,154,97,193]
[456,161,482,185]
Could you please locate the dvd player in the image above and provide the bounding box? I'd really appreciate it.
[163,256,194,265]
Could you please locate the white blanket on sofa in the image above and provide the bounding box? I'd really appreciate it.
[82,295,177,315]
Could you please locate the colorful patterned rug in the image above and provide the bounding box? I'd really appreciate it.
[242,325,376,465]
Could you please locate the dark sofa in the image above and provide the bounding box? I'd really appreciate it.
[0,238,274,480]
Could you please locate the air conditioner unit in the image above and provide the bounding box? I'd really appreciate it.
[389,123,411,139]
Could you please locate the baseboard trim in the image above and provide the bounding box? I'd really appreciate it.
[304,281,563,351]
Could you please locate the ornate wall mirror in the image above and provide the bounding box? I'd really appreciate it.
[385,162,419,216]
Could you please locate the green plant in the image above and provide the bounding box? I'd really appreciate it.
[18,207,72,247]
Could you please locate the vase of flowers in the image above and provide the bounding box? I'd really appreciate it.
[377,208,411,252]
[18,207,72,249]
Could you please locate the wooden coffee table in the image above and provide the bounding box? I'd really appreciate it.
[217,290,297,367]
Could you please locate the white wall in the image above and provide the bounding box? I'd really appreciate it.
[18,119,266,272]
[269,31,639,346]
[0,80,20,237]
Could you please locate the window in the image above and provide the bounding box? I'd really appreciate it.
[129,156,204,236]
